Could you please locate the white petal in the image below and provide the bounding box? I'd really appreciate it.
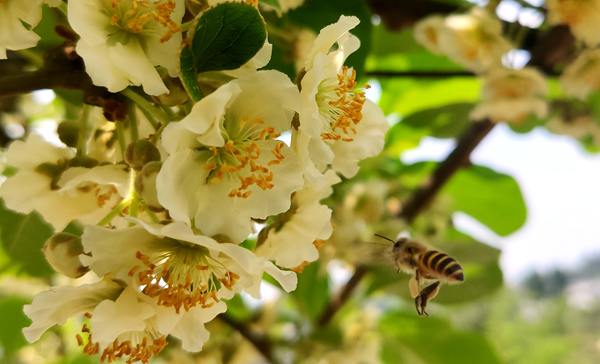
[303,15,360,69]
[91,287,155,346]
[170,301,227,352]
[5,133,73,169]
[23,279,122,342]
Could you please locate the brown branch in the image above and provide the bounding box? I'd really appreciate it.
[220,313,280,364]
[317,119,496,326]
[0,69,92,97]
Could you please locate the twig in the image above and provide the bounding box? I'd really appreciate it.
[220,313,280,364]
[317,119,496,326]
[0,69,93,97]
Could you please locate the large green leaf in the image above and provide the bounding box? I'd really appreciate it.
[190,3,267,73]
[0,296,30,358]
[378,77,481,116]
[444,165,527,236]
[290,262,330,322]
[380,310,503,364]
[385,103,473,155]
[287,0,372,77]
[0,200,53,277]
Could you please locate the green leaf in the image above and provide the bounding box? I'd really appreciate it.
[384,103,473,155]
[290,262,330,321]
[0,199,54,277]
[379,77,481,116]
[190,3,267,73]
[0,296,30,358]
[444,165,527,236]
[380,311,503,364]
[287,0,372,77]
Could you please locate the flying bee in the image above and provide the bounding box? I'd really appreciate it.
[376,234,464,316]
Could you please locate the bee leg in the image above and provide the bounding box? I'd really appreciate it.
[415,281,441,316]
[408,276,420,298]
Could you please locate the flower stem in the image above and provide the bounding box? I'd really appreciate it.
[116,122,127,161]
[122,88,169,125]
[77,105,91,156]
[129,105,140,142]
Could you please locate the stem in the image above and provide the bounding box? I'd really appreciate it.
[116,122,127,161]
[317,119,496,326]
[129,105,140,142]
[137,106,160,131]
[97,199,127,226]
[121,88,169,125]
[77,105,91,156]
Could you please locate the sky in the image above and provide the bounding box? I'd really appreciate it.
[402,126,600,284]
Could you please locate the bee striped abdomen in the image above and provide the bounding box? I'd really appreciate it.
[419,250,464,284]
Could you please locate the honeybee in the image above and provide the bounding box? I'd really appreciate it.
[376,234,465,316]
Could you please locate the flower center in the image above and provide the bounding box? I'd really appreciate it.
[107,0,180,43]
[316,66,367,142]
[128,243,240,313]
[76,182,119,207]
[203,117,286,199]
[77,320,167,364]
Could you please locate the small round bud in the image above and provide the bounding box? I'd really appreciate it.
[125,140,161,170]
[135,161,162,210]
[42,232,89,278]
[57,121,79,147]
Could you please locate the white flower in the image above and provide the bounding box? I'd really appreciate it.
[413,15,445,54]
[547,0,600,46]
[25,279,226,362]
[547,114,600,145]
[258,170,339,269]
[561,49,600,100]
[157,70,304,242]
[298,15,389,180]
[415,8,512,73]
[0,134,130,230]
[0,0,59,59]
[81,220,297,313]
[68,0,185,95]
[471,67,548,123]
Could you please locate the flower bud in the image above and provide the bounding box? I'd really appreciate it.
[42,233,89,278]
[135,161,162,210]
[57,121,79,147]
[125,140,161,170]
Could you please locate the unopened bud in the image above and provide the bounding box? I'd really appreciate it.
[135,161,162,210]
[57,121,79,147]
[125,140,161,170]
[43,233,89,278]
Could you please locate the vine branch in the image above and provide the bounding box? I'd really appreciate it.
[317,119,496,326]
[220,313,280,364]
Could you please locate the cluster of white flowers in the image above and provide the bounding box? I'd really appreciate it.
[1,2,388,362]
[414,7,551,124]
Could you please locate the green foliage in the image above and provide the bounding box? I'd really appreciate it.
[190,3,267,73]
[379,77,481,116]
[287,0,373,77]
[384,103,473,154]
[380,310,502,364]
[444,165,527,236]
[0,296,30,358]
[0,200,53,277]
[290,262,330,322]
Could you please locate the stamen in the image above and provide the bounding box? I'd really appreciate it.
[132,249,240,313]
[109,0,180,43]
[203,118,286,199]
[317,66,368,143]
[77,320,166,364]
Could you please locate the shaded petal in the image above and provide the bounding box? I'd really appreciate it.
[23,279,122,342]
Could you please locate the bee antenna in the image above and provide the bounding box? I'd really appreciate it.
[374,234,395,243]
